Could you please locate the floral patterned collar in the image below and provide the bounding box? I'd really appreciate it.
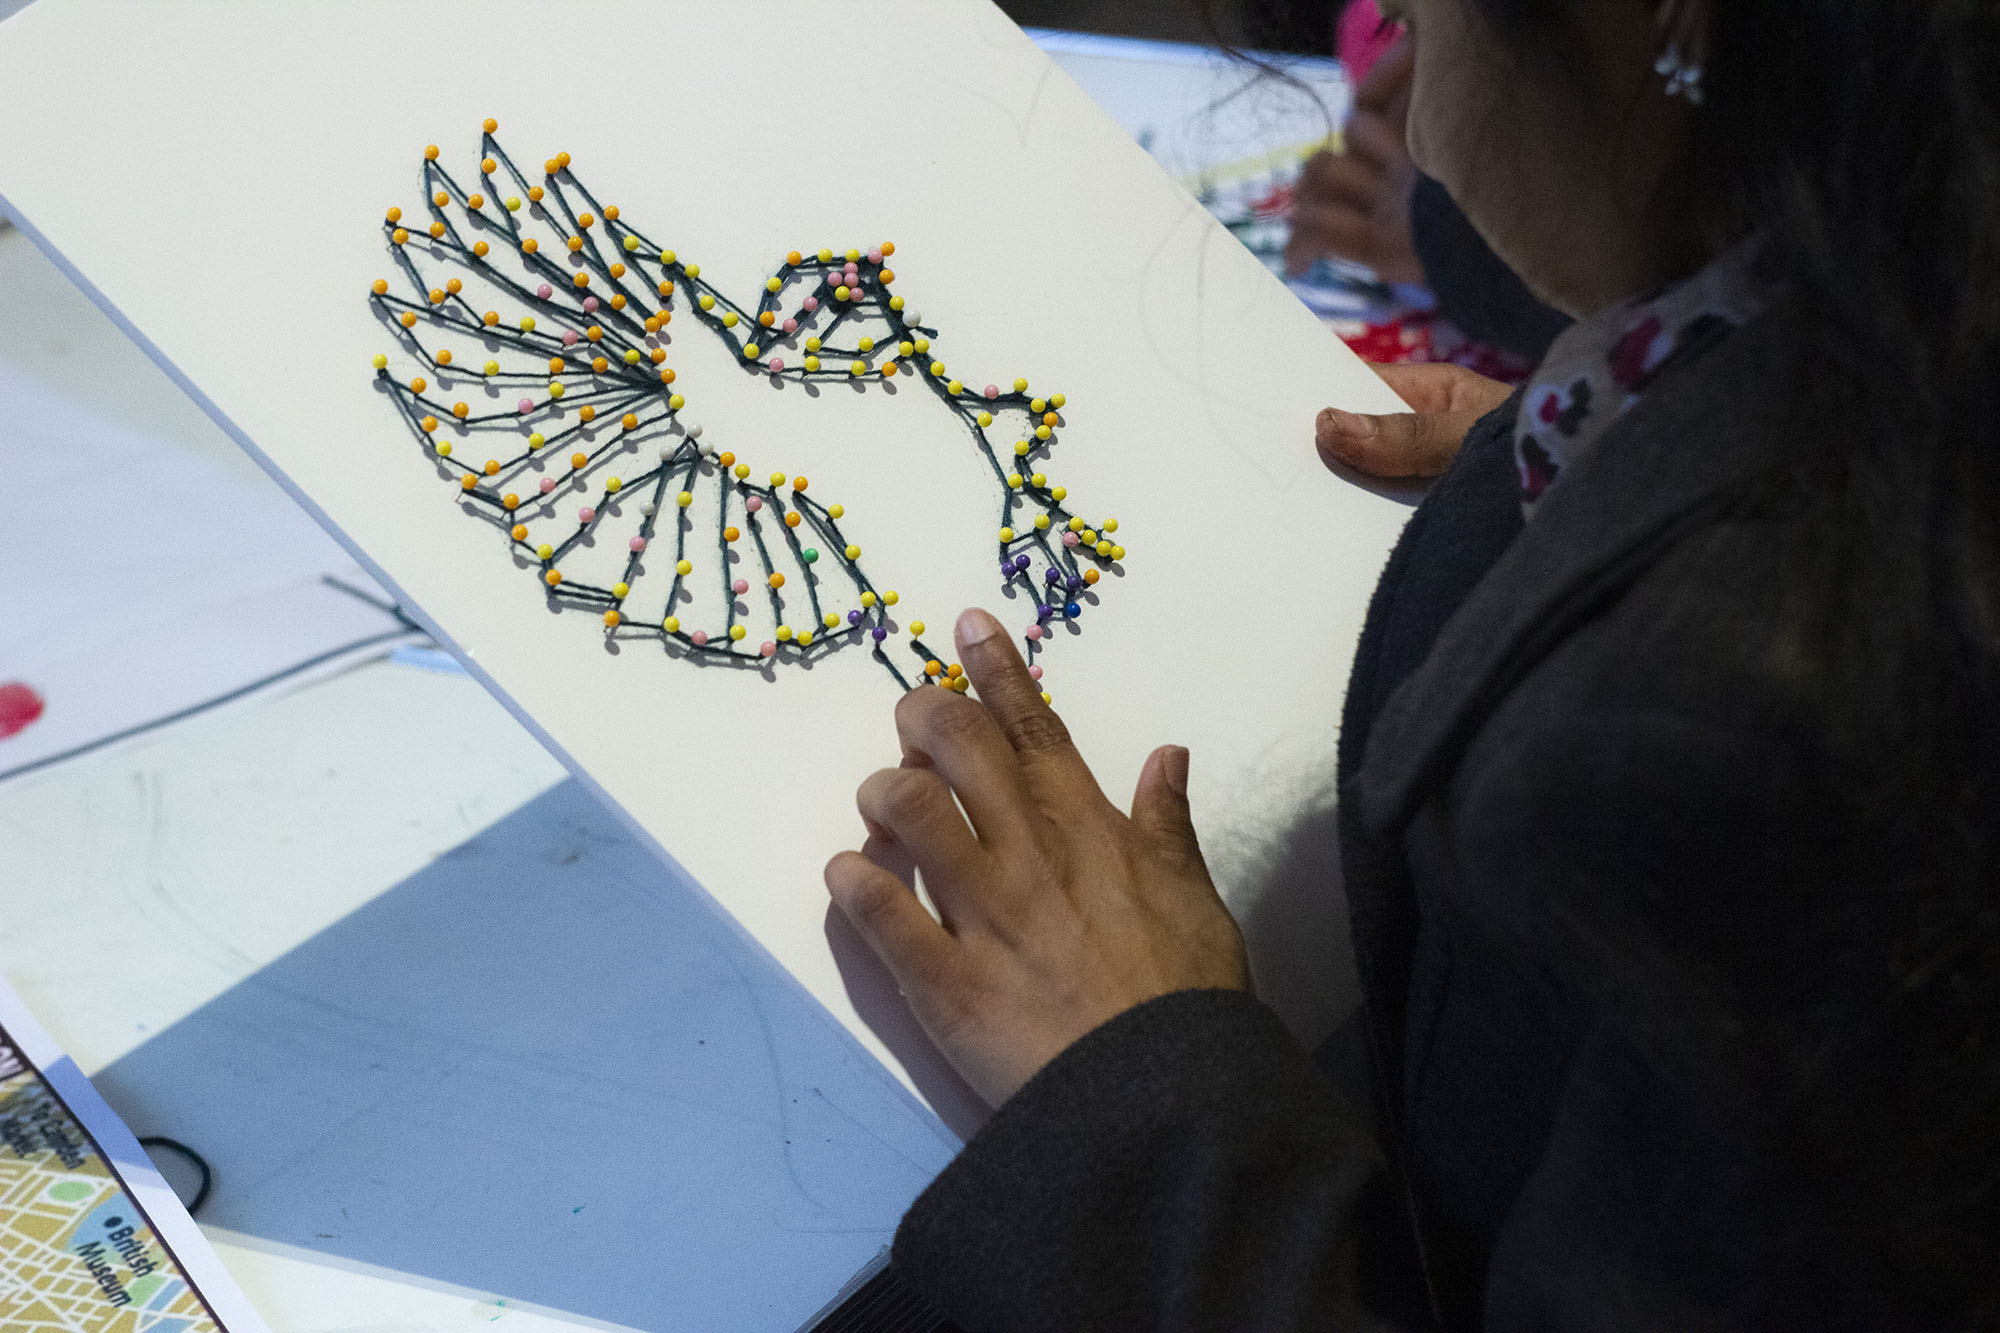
[1515,241,1775,516]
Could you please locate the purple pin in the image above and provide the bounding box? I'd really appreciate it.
[871,626,887,642]
[1045,568,1062,584]
[847,609,863,625]
[1036,603,1052,620]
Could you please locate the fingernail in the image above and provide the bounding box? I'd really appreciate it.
[956,607,1002,648]
[1165,745,1189,796]
[1319,407,1377,440]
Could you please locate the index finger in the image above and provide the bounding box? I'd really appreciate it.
[1342,108,1406,175]
[1353,38,1413,116]
[892,683,1039,852]
[953,608,1087,776]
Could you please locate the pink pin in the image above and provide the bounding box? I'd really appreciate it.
[562,330,579,346]
[1028,664,1044,680]
[536,283,553,299]
[582,296,599,313]
[802,296,819,312]
[732,578,749,594]
[578,506,595,523]
[539,477,556,494]
[782,317,798,333]
[984,384,1000,399]
[1025,625,1044,641]
[1062,532,1080,547]
[517,397,534,413]
[745,496,763,512]
[769,357,785,372]
[867,249,883,264]
[629,536,647,552]
[759,641,777,658]
[690,629,708,646]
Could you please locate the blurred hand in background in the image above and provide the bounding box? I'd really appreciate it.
[1284,37,1423,285]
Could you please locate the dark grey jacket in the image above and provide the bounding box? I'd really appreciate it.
[889,308,1993,1329]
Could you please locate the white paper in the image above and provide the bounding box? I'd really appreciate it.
[0,0,1415,1105]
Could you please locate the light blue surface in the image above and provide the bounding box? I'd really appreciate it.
[94,780,958,1332]
[1025,25,1340,74]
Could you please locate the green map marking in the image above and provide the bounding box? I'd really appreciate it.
[0,1022,221,1331]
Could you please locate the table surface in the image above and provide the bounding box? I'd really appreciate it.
[0,24,1368,1330]
[1,214,969,1332]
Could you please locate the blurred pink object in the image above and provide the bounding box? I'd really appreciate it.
[1336,0,1403,85]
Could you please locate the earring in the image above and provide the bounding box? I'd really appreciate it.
[1653,0,1709,104]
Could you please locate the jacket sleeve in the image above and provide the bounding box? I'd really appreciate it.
[890,987,1424,1333]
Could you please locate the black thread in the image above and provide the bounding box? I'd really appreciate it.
[0,579,422,784]
[368,133,1128,693]
[138,1135,214,1215]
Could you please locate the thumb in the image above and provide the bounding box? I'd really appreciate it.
[1316,403,1482,479]
[1132,745,1204,869]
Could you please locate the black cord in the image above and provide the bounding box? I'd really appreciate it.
[138,1135,213,1214]
[0,622,423,785]
[320,573,418,623]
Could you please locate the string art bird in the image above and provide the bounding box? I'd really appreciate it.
[366,122,1126,697]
